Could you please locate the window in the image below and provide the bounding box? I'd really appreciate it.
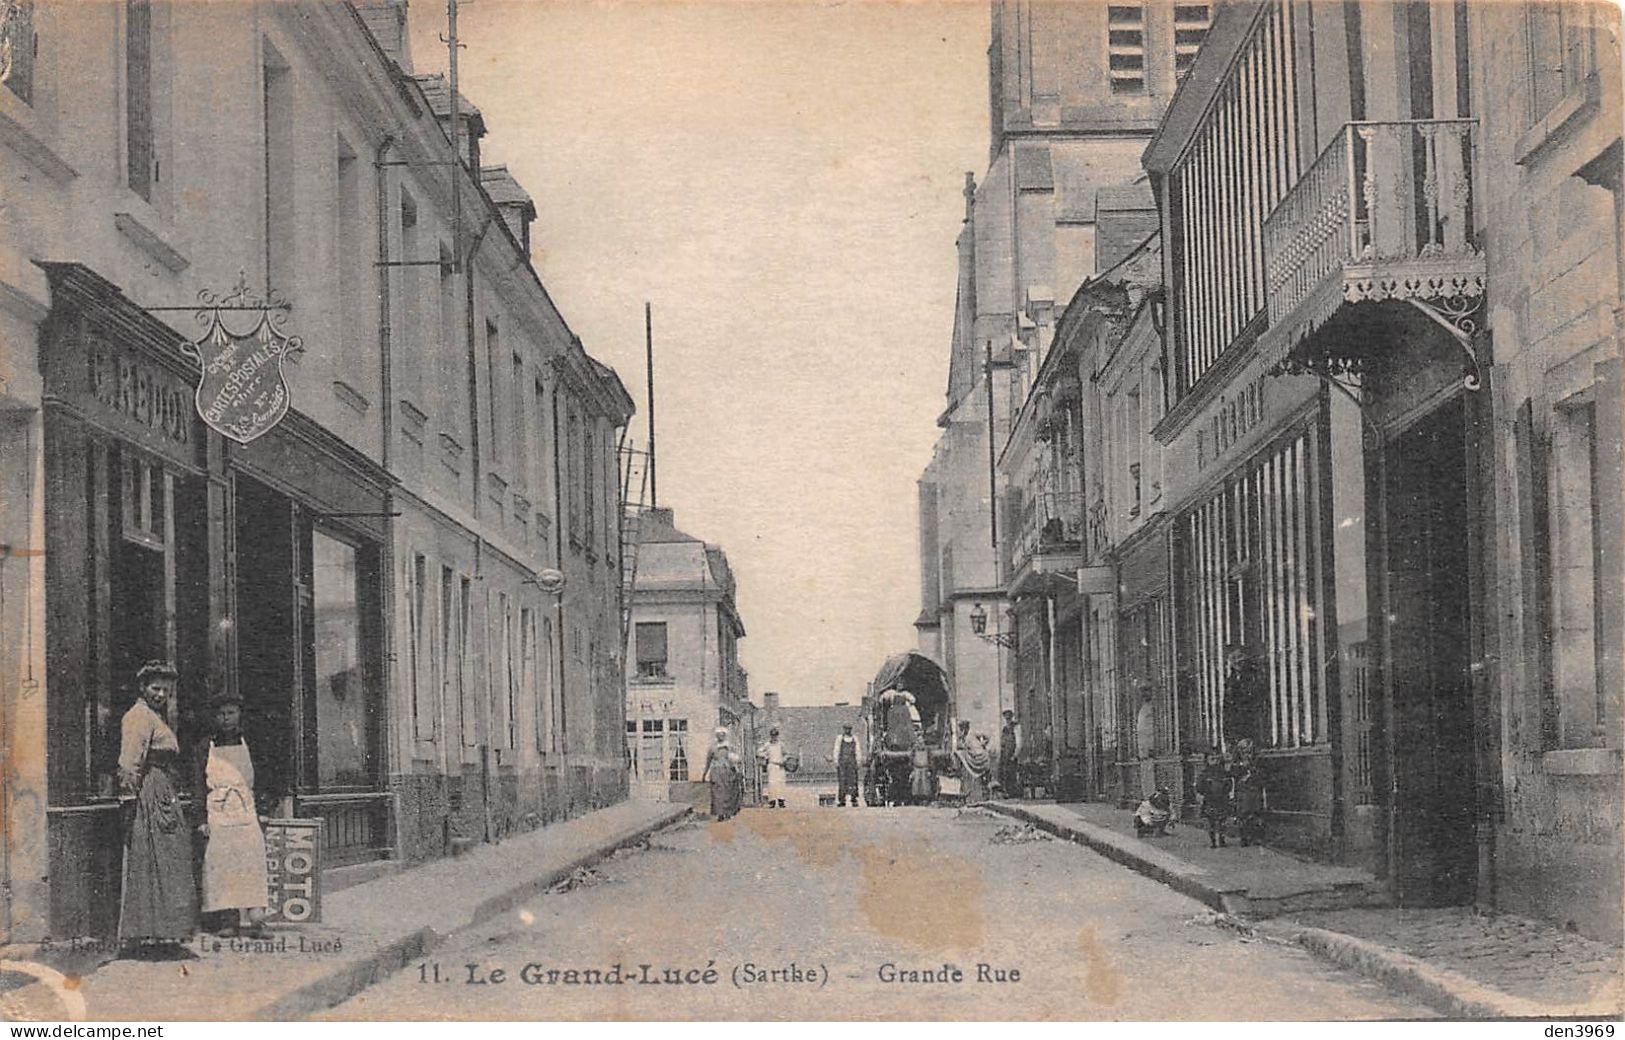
[311,531,376,787]
[1548,400,1605,747]
[438,241,460,427]
[637,719,664,779]
[566,411,581,544]
[398,190,421,403]
[1526,1,1592,127]
[635,621,669,679]
[583,423,596,550]
[409,552,435,742]
[512,354,527,488]
[1108,6,1145,95]
[263,43,294,295]
[485,319,501,463]
[2,0,37,105]
[668,719,689,781]
[1173,4,1211,79]
[336,142,362,358]
[127,0,154,198]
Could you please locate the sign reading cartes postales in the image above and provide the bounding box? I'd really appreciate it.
[262,818,323,925]
[179,275,304,444]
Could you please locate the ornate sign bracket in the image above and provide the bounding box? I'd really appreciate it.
[1404,295,1485,391]
[166,273,305,444]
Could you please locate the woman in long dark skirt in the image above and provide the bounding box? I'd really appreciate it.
[118,660,199,954]
[703,727,743,821]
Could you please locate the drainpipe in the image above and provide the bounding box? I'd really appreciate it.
[551,371,569,765]
[373,132,403,852]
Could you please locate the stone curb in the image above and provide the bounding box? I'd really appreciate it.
[985,803,1593,1019]
[1247,919,1571,1020]
[250,804,692,1021]
[985,801,1249,915]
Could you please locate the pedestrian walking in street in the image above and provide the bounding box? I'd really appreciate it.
[1196,748,1233,848]
[998,709,1021,799]
[757,728,788,808]
[703,727,743,821]
[191,690,270,938]
[908,722,933,804]
[828,723,862,806]
[953,719,993,802]
[117,660,198,956]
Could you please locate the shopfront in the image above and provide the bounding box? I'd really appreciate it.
[39,264,219,937]
[37,264,393,937]
[1162,353,1337,855]
[228,415,391,869]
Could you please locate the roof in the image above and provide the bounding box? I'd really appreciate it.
[411,74,487,136]
[760,704,866,781]
[479,165,536,215]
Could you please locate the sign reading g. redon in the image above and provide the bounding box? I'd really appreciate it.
[180,276,304,444]
[262,818,323,924]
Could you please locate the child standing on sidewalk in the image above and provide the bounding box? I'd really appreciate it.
[1196,749,1232,848]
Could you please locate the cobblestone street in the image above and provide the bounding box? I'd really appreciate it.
[321,808,1435,1021]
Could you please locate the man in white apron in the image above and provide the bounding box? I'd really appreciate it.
[757,728,788,808]
[193,691,270,937]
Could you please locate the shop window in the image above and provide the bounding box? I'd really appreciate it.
[637,718,664,779]
[1182,427,1323,751]
[635,621,669,679]
[668,719,689,781]
[311,530,377,787]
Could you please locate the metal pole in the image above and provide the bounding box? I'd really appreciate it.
[645,302,657,509]
[985,339,998,550]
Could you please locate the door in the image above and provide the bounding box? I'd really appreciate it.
[1381,397,1477,905]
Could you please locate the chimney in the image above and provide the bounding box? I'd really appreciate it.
[356,0,413,72]
[645,506,675,527]
[762,692,779,712]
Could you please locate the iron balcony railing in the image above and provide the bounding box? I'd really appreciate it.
[1264,118,1481,327]
[1011,488,1086,570]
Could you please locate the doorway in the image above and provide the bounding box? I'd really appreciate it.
[1380,396,1477,905]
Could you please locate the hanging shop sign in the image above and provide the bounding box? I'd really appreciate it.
[178,275,304,444]
[262,817,324,924]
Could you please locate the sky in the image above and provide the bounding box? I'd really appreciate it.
[408,0,991,706]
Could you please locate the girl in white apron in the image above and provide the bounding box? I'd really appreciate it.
[195,692,270,937]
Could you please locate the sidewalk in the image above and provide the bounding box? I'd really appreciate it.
[1,798,689,1021]
[988,799,1389,916]
[989,799,1624,1018]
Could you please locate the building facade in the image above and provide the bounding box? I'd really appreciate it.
[623,508,751,810]
[918,1,1209,764]
[1137,0,1621,938]
[0,0,630,943]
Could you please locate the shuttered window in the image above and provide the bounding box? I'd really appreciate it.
[126,0,153,200]
[1169,1,1300,398]
[635,621,668,678]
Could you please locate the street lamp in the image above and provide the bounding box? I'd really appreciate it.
[969,601,1017,649]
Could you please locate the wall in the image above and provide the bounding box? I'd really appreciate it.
[1471,0,1624,941]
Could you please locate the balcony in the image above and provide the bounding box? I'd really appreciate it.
[1006,488,1085,597]
[1261,119,1485,381]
